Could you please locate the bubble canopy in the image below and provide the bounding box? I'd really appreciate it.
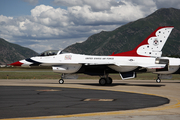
[39,50,60,56]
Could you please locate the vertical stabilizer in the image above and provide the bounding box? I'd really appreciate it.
[136,26,174,57]
[110,26,174,57]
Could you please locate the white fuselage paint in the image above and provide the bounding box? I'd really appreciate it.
[21,53,180,74]
[10,26,179,82]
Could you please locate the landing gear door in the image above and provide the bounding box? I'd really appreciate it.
[119,72,136,80]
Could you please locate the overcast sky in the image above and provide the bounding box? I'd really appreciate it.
[0,0,180,53]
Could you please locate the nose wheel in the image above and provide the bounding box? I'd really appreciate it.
[59,79,64,84]
[59,74,64,84]
[156,78,161,83]
[156,75,161,83]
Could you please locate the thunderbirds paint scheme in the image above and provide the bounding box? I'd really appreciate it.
[10,26,180,85]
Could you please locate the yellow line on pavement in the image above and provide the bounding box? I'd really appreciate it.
[1,86,180,120]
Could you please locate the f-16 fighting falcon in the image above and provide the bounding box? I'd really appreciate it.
[10,26,180,85]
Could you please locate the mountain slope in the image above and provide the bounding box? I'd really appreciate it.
[0,38,38,65]
[63,8,180,56]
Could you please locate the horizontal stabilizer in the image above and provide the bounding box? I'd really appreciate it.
[142,64,166,69]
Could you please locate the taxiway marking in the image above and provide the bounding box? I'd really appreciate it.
[1,86,180,120]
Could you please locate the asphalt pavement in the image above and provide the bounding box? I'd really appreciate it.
[0,86,169,119]
[0,79,180,120]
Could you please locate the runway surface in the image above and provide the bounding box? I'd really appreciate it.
[0,79,180,120]
[0,86,169,119]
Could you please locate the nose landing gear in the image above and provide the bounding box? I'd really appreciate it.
[59,79,64,84]
[156,74,161,83]
[59,74,64,84]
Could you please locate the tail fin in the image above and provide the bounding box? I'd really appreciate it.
[110,26,174,57]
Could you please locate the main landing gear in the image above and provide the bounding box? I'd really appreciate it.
[59,74,64,84]
[99,77,113,86]
[156,74,161,83]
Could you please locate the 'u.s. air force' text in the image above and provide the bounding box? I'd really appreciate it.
[85,57,114,60]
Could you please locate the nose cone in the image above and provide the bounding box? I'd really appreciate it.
[10,61,23,66]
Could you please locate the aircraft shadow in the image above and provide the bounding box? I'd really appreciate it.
[160,82,180,84]
[79,83,165,87]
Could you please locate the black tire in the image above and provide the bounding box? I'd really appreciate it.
[156,78,161,83]
[99,78,107,86]
[106,77,113,85]
[59,79,64,84]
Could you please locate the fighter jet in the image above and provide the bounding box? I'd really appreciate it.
[10,26,180,85]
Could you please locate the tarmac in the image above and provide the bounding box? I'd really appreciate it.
[0,79,180,120]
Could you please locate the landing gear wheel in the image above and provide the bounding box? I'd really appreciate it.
[59,79,64,84]
[106,77,113,85]
[156,78,161,83]
[99,78,107,86]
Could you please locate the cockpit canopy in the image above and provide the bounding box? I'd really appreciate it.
[39,50,59,56]
[39,50,68,56]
